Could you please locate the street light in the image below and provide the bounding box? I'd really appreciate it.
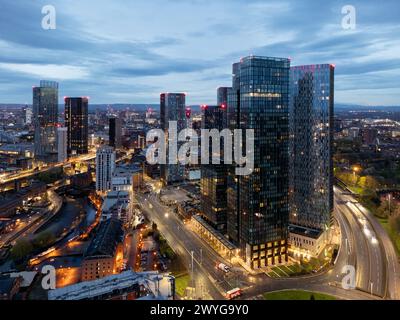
[388,193,392,216]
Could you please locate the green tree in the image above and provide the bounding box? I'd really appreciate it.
[358,176,379,190]
[10,239,33,261]
[377,200,399,219]
[389,215,400,234]
[33,231,55,249]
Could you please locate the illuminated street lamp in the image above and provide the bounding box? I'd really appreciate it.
[388,193,392,216]
[352,165,361,175]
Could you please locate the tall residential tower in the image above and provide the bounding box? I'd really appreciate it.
[33,80,59,162]
[160,93,186,185]
[96,145,116,193]
[200,104,228,233]
[289,64,334,237]
[65,97,89,156]
[109,116,122,149]
[227,56,290,269]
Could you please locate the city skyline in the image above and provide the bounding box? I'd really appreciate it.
[0,1,399,106]
[1,0,400,305]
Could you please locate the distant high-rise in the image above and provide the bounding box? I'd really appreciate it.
[160,93,186,185]
[24,105,32,125]
[227,56,290,269]
[362,128,378,145]
[109,116,122,149]
[217,87,230,106]
[96,145,116,192]
[65,97,89,156]
[33,80,59,161]
[289,64,334,231]
[57,127,68,163]
[200,104,228,233]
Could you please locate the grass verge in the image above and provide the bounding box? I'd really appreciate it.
[377,218,400,256]
[174,274,190,297]
[263,290,336,300]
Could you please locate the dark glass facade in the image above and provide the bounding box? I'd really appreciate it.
[217,87,230,106]
[65,97,89,156]
[227,56,290,269]
[33,80,58,161]
[289,64,334,231]
[109,116,122,149]
[200,105,228,232]
[160,93,186,185]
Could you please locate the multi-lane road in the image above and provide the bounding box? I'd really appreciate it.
[137,191,256,300]
[334,186,400,299]
[138,180,400,300]
[0,189,63,249]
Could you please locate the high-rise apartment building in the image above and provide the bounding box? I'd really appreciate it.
[200,104,228,233]
[289,64,334,232]
[217,87,230,106]
[65,97,89,156]
[96,145,116,193]
[57,127,68,163]
[227,56,290,269]
[160,93,186,185]
[24,106,32,125]
[109,116,122,149]
[33,80,59,161]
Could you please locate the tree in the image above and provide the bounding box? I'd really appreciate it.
[310,294,316,300]
[389,212,400,234]
[37,167,64,184]
[10,239,33,261]
[376,200,399,219]
[33,231,55,249]
[358,176,379,190]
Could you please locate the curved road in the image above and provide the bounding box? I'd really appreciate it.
[137,182,399,300]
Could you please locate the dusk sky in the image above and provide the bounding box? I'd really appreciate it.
[0,0,399,105]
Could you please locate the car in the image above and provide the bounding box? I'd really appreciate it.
[217,263,230,273]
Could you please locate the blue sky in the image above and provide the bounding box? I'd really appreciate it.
[0,0,399,105]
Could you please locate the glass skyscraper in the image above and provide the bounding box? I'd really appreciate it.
[65,97,89,156]
[33,80,59,161]
[227,56,290,269]
[200,104,228,233]
[217,87,230,106]
[109,116,122,149]
[289,64,334,231]
[160,93,186,185]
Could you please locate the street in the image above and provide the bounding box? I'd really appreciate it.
[136,181,400,300]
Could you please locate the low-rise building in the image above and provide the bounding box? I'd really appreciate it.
[101,190,131,224]
[288,224,327,258]
[0,181,46,218]
[48,270,175,300]
[81,218,124,282]
[111,165,143,192]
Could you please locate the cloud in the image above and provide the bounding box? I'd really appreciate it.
[0,63,89,80]
[0,0,399,105]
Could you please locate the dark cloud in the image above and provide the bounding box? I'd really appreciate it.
[0,0,399,104]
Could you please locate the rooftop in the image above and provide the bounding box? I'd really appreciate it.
[288,224,323,239]
[48,270,174,300]
[85,219,124,258]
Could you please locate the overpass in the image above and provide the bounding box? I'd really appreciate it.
[0,153,96,191]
